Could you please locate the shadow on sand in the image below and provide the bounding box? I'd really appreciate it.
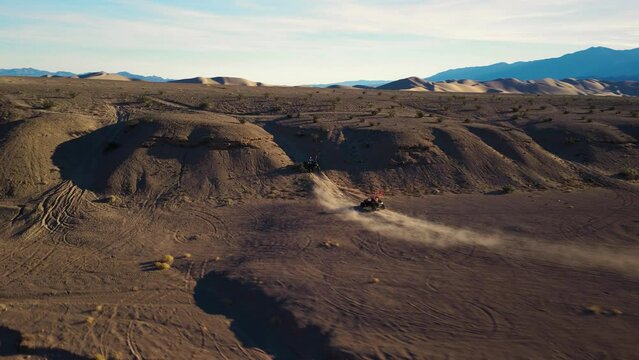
[0,326,88,359]
[194,271,354,360]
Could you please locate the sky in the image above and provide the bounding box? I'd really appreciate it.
[0,0,637,85]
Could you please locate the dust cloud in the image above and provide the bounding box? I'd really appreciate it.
[312,174,639,276]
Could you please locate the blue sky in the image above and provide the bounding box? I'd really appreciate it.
[0,0,637,84]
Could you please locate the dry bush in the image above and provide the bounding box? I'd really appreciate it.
[155,262,171,270]
[162,255,175,265]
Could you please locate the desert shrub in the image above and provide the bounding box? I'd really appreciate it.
[162,254,175,265]
[102,195,118,204]
[347,115,354,120]
[416,111,424,118]
[68,92,78,98]
[387,110,395,118]
[286,113,293,119]
[312,115,318,123]
[198,102,210,110]
[154,262,171,270]
[239,118,247,124]
[137,95,151,105]
[371,109,379,115]
[39,99,56,109]
[0,109,12,121]
[502,185,515,194]
[619,167,638,180]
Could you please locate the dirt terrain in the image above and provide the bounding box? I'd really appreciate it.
[0,76,638,360]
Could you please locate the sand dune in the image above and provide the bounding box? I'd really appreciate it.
[212,76,265,86]
[169,76,221,85]
[78,71,133,81]
[170,76,265,86]
[378,76,639,96]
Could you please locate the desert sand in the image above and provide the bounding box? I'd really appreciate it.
[0,76,638,359]
[169,77,264,86]
[379,76,639,96]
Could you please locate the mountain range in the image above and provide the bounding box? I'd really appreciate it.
[0,68,173,82]
[426,47,639,81]
[2,47,639,91]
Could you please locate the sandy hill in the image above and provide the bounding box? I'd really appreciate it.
[211,76,265,86]
[169,77,222,85]
[378,76,434,91]
[78,71,133,81]
[377,77,639,96]
[170,76,265,86]
[52,112,293,201]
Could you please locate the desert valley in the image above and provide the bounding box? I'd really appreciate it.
[0,73,637,359]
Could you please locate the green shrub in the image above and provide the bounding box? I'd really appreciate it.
[619,167,638,180]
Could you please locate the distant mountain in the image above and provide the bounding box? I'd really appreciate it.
[427,47,639,81]
[115,71,172,82]
[308,80,391,88]
[0,67,75,77]
[0,68,172,82]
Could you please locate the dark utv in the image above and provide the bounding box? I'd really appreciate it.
[358,197,385,211]
[300,157,320,173]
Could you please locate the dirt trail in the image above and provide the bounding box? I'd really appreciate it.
[311,173,639,276]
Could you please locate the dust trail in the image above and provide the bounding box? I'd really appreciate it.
[312,174,639,276]
[312,173,499,247]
